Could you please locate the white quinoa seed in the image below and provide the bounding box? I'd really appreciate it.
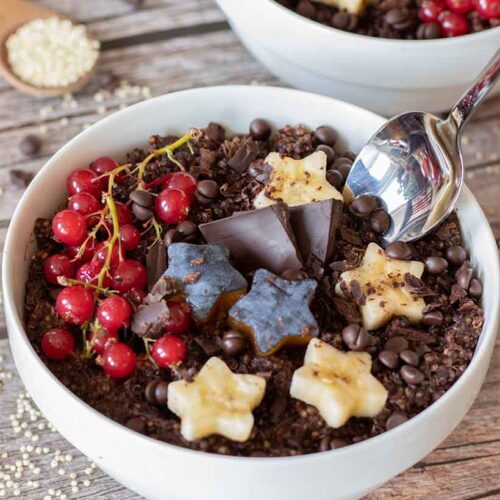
[6,17,100,88]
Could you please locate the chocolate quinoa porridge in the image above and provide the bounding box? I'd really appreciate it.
[276,0,499,39]
[25,120,484,457]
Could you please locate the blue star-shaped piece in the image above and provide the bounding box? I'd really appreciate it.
[165,243,248,323]
[228,269,319,356]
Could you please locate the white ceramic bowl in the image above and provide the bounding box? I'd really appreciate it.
[214,0,500,115]
[3,86,499,500]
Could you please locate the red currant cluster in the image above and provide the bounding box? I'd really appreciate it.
[40,132,199,379]
[419,0,499,37]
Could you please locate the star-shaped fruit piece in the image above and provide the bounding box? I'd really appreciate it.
[290,339,388,428]
[228,269,319,356]
[164,243,247,324]
[254,151,343,209]
[335,242,425,330]
[168,357,266,442]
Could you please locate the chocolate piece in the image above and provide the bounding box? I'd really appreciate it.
[316,145,335,166]
[289,198,343,265]
[386,412,408,431]
[195,180,219,205]
[384,336,409,353]
[227,138,260,173]
[349,195,378,217]
[425,256,448,274]
[370,209,390,234]
[385,241,412,260]
[314,125,336,146]
[400,349,419,366]
[455,262,473,289]
[249,119,271,141]
[378,350,399,369]
[131,300,170,338]
[446,245,467,266]
[132,203,153,221]
[400,365,424,385]
[326,169,343,189]
[199,204,302,275]
[228,269,318,356]
[206,122,225,142]
[130,189,154,208]
[146,242,167,291]
[164,243,247,323]
[221,330,248,357]
[468,278,482,297]
[342,324,371,352]
[422,310,443,326]
[164,228,180,247]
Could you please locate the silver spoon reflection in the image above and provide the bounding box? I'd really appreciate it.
[345,49,500,245]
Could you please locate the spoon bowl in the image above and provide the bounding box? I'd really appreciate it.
[0,0,98,97]
[346,50,500,245]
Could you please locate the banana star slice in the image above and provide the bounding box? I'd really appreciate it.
[167,357,266,442]
[254,151,343,209]
[290,339,388,428]
[335,242,425,331]
[313,0,368,14]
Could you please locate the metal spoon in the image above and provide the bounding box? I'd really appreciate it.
[345,49,500,246]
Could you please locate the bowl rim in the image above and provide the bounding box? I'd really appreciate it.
[249,0,500,47]
[3,85,499,467]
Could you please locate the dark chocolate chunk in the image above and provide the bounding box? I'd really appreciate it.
[400,349,419,367]
[132,203,153,221]
[199,204,303,275]
[425,256,448,274]
[416,22,441,40]
[177,220,198,239]
[130,189,154,208]
[289,198,343,265]
[314,125,336,146]
[164,228,181,248]
[326,169,343,189]
[400,365,424,385]
[131,300,170,338]
[349,195,378,217]
[228,269,318,356]
[165,243,247,323]
[146,242,167,291]
[342,324,372,351]
[227,138,260,173]
[468,278,482,298]
[378,350,399,369]
[249,119,272,141]
[422,310,443,326]
[384,336,409,353]
[195,180,219,205]
[455,262,473,289]
[370,209,390,234]
[446,245,467,266]
[206,122,225,142]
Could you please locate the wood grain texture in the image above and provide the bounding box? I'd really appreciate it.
[0,1,499,499]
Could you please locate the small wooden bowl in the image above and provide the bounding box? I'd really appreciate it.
[0,0,99,97]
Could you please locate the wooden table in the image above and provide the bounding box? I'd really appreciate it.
[0,1,498,498]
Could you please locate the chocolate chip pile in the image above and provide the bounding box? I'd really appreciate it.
[276,0,498,39]
[24,120,484,457]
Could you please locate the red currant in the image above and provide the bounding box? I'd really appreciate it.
[120,224,141,251]
[155,188,190,224]
[125,287,146,306]
[446,0,473,13]
[110,260,147,293]
[163,172,197,201]
[41,328,75,361]
[90,156,124,188]
[91,242,123,271]
[88,326,118,355]
[66,238,97,263]
[66,169,101,198]
[151,335,186,368]
[97,296,132,330]
[68,192,100,223]
[474,0,500,18]
[164,301,190,335]
[52,210,87,246]
[76,263,111,287]
[43,254,75,285]
[439,11,470,35]
[102,342,136,379]
[55,285,94,325]
[114,202,133,226]
[419,0,445,20]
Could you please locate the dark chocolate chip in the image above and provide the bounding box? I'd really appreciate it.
[132,203,153,221]
[422,310,443,326]
[125,417,145,433]
[296,0,316,18]
[221,330,247,357]
[378,350,399,369]
[280,269,308,281]
[416,22,441,39]
[326,169,343,189]
[331,11,351,30]
[400,365,424,384]
[20,135,41,156]
[468,278,482,298]
[400,349,419,366]
[249,119,272,141]
[145,379,160,404]
[342,324,371,351]
[332,157,352,178]
[386,412,408,431]
[196,180,219,200]
[349,195,378,217]
[425,256,448,274]
[314,125,336,146]
[206,122,226,142]
[446,245,467,266]
[384,336,409,353]
[130,189,154,208]
[177,220,198,239]
[385,241,412,260]
[384,8,412,30]
[164,228,180,247]
[316,144,336,166]
[456,262,473,289]
[370,209,390,234]
[331,438,347,449]
[154,381,169,405]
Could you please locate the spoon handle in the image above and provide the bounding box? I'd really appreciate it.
[447,49,500,132]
